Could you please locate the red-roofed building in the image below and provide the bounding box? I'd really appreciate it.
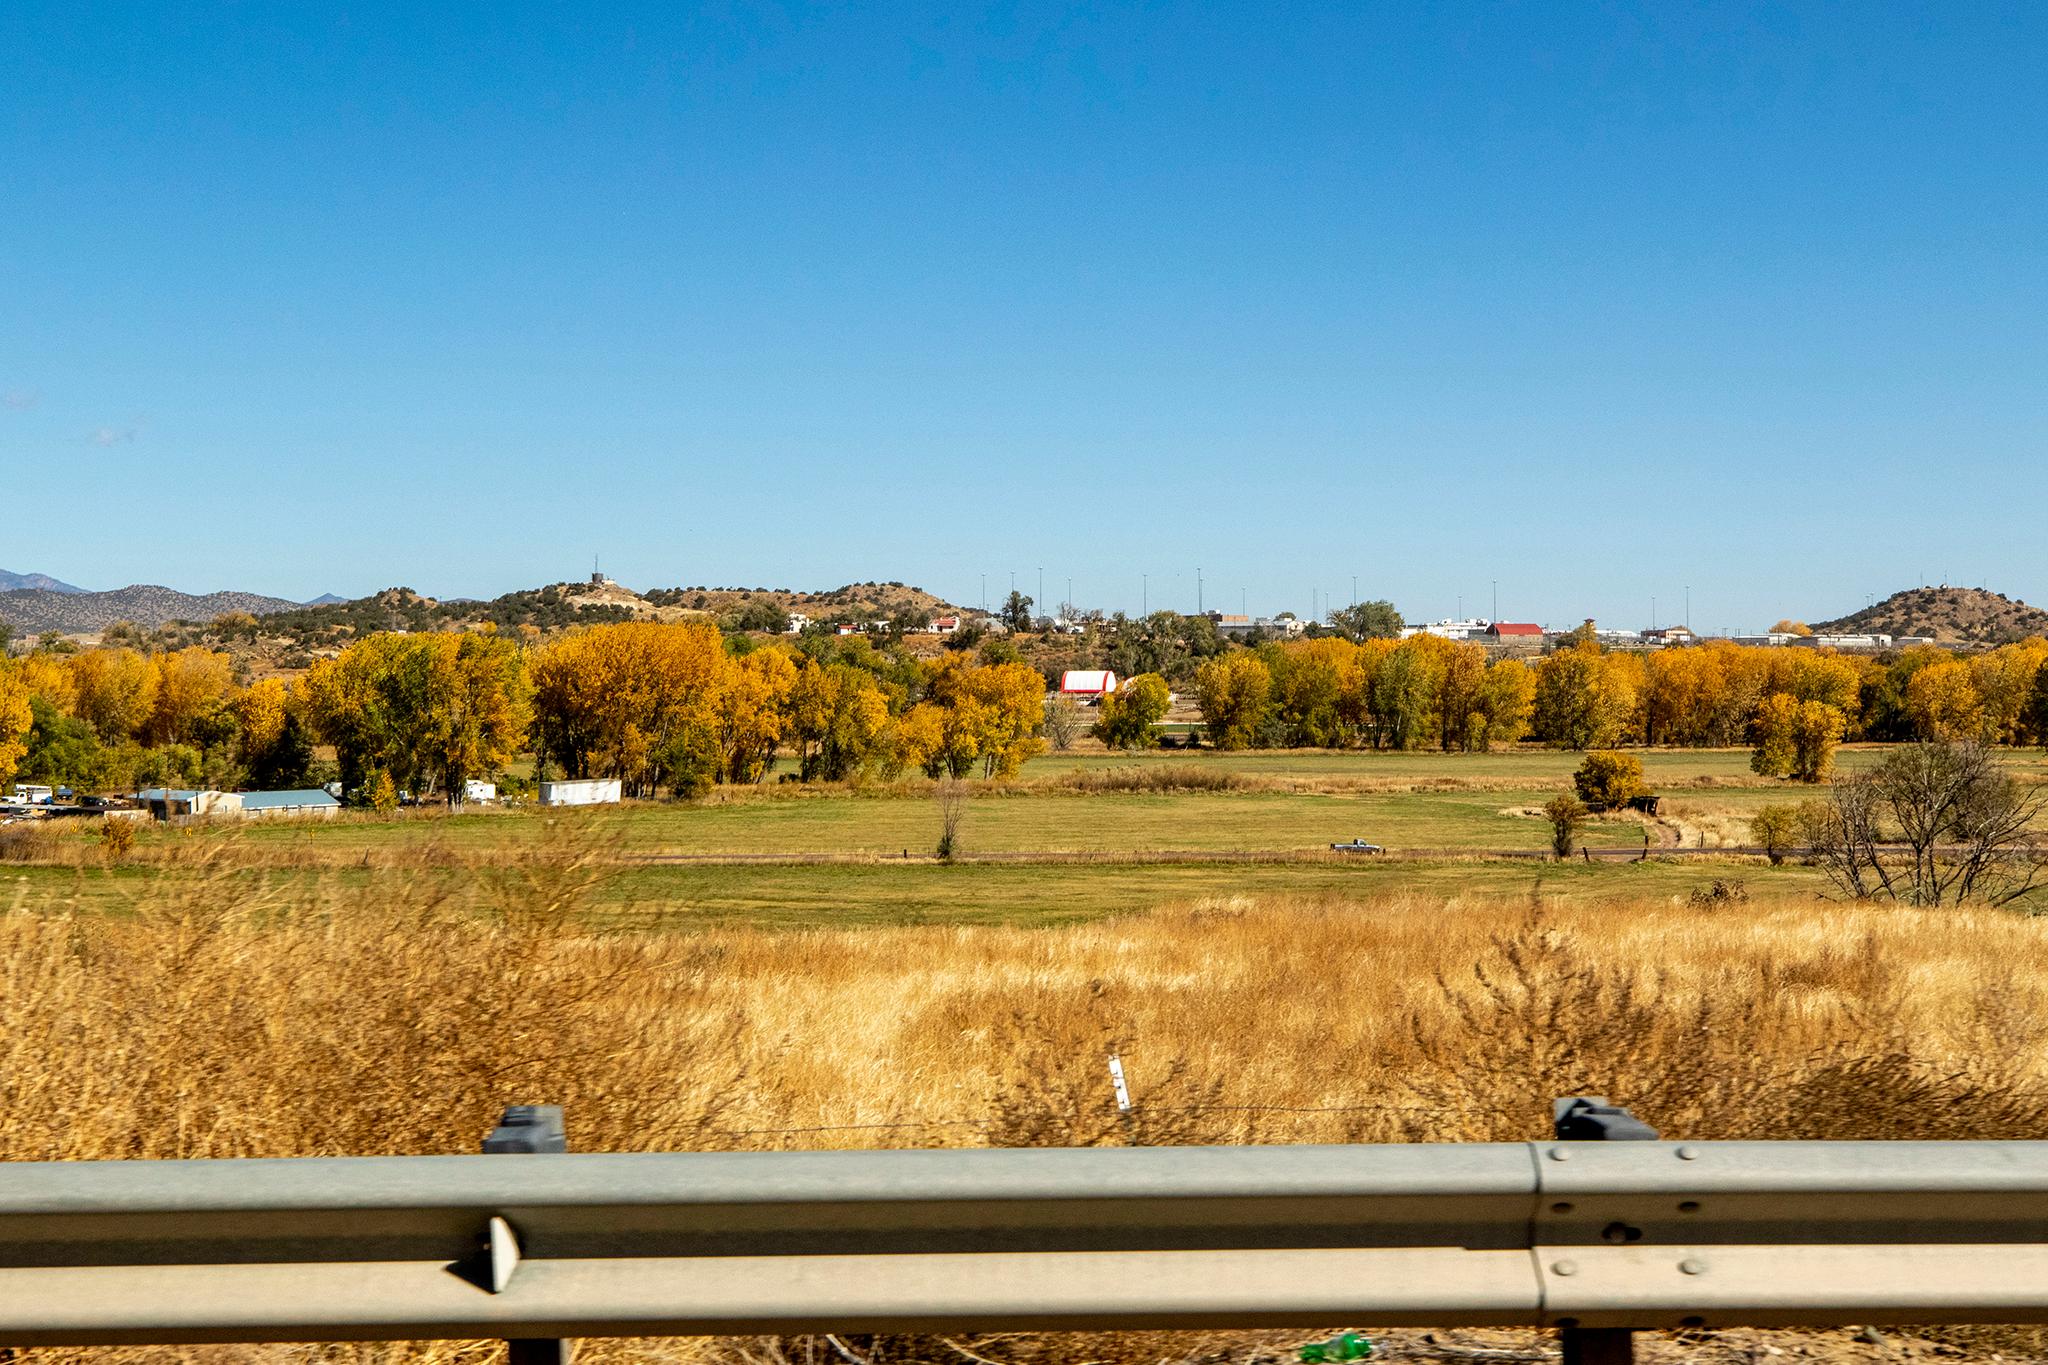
[1485,622,1545,641]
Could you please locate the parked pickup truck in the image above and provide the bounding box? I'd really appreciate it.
[1329,838,1385,854]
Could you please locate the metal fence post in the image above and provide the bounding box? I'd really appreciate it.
[1552,1097,1658,1365]
[484,1106,571,1365]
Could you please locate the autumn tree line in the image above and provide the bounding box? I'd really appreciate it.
[0,623,1047,803]
[1174,633,2048,781]
[5,621,2048,803]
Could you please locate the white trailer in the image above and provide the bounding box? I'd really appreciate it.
[537,778,622,807]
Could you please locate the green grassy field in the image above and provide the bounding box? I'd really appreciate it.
[5,745,1891,929]
[3,851,1819,929]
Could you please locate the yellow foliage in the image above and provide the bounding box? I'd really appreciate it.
[67,647,158,741]
[233,677,291,756]
[147,646,235,746]
[1193,652,1273,749]
[0,658,32,786]
[1906,659,1984,741]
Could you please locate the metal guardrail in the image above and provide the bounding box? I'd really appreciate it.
[7,1123,2048,1347]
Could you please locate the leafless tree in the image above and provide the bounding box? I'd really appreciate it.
[1807,741,2048,907]
[934,775,969,862]
[1041,694,1082,752]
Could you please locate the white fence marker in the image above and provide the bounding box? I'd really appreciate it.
[1108,1054,1132,1112]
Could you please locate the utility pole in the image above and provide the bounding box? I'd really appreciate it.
[1685,585,1690,632]
[1241,587,1247,616]
[1351,575,1357,606]
[1142,574,1148,616]
[1067,577,1073,616]
[980,574,986,613]
[1491,580,1498,623]
[1197,567,1203,614]
[1037,567,1043,611]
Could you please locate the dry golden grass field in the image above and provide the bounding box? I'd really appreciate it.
[8,800,2048,1365]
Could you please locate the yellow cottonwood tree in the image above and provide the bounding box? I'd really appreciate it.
[0,659,32,786]
[68,647,158,741]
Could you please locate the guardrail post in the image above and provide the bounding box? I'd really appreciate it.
[484,1105,571,1365]
[1552,1097,1658,1365]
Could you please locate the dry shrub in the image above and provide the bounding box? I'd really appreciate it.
[0,830,744,1162]
[98,814,139,861]
[977,980,1234,1147]
[0,820,65,864]
[1390,900,2048,1143]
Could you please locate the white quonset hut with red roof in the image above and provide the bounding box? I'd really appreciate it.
[1484,622,1545,643]
[1059,669,1119,699]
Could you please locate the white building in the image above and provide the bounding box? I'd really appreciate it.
[1059,670,1119,698]
[1400,618,1491,641]
[1796,633,1893,649]
[785,612,811,634]
[538,778,623,807]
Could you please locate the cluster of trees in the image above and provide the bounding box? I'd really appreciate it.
[1180,636,1536,752]
[0,622,1056,803]
[1751,741,2046,908]
[1166,633,2048,774]
[525,622,1045,794]
[1534,636,2048,780]
[0,645,303,794]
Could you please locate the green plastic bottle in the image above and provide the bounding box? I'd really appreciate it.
[1299,1332,1373,1363]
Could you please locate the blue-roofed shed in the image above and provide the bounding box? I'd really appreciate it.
[240,789,342,818]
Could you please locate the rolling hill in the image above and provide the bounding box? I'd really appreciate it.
[1814,586,2048,645]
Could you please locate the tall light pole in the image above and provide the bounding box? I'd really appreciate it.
[1197,567,1204,614]
[1142,574,1148,616]
[1037,567,1043,611]
[1491,580,1498,623]
[980,574,986,613]
[1351,575,1357,607]
[1685,585,1691,632]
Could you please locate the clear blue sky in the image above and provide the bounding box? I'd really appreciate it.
[4,3,2043,632]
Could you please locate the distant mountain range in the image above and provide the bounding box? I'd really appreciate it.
[0,583,304,634]
[0,569,86,594]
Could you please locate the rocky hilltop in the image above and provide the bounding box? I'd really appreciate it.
[0,584,302,634]
[1815,586,2048,645]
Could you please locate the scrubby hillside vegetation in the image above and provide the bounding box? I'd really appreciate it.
[1817,586,2048,644]
[0,583,301,633]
